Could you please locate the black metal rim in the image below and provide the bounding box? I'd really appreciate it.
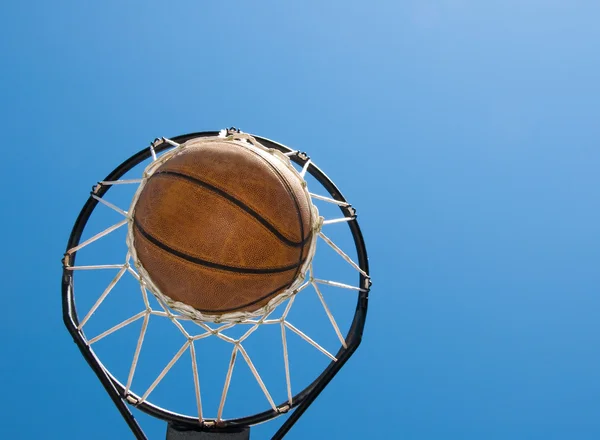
[61,131,370,439]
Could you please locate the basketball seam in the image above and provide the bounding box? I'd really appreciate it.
[151,171,311,248]
[194,281,292,314]
[159,143,303,244]
[246,148,308,287]
[135,228,297,313]
[134,221,306,274]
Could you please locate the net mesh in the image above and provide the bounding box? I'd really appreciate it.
[63,132,370,425]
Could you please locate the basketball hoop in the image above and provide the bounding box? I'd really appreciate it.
[62,129,371,439]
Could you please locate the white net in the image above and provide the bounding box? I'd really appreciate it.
[63,132,370,425]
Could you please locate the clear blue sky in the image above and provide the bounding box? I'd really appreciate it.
[2,1,600,439]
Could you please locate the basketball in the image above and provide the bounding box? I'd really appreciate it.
[131,138,313,316]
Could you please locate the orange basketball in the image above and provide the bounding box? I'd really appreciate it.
[131,138,313,316]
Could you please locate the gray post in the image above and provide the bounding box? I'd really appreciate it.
[166,423,250,440]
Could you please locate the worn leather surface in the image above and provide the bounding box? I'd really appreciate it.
[133,139,312,314]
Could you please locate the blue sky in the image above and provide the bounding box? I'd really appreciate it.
[2,1,600,439]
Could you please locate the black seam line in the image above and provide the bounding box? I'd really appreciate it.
[196,280,295,314]
[134,221,303,275]
[247,148,308,283]
[153,170,311,248]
